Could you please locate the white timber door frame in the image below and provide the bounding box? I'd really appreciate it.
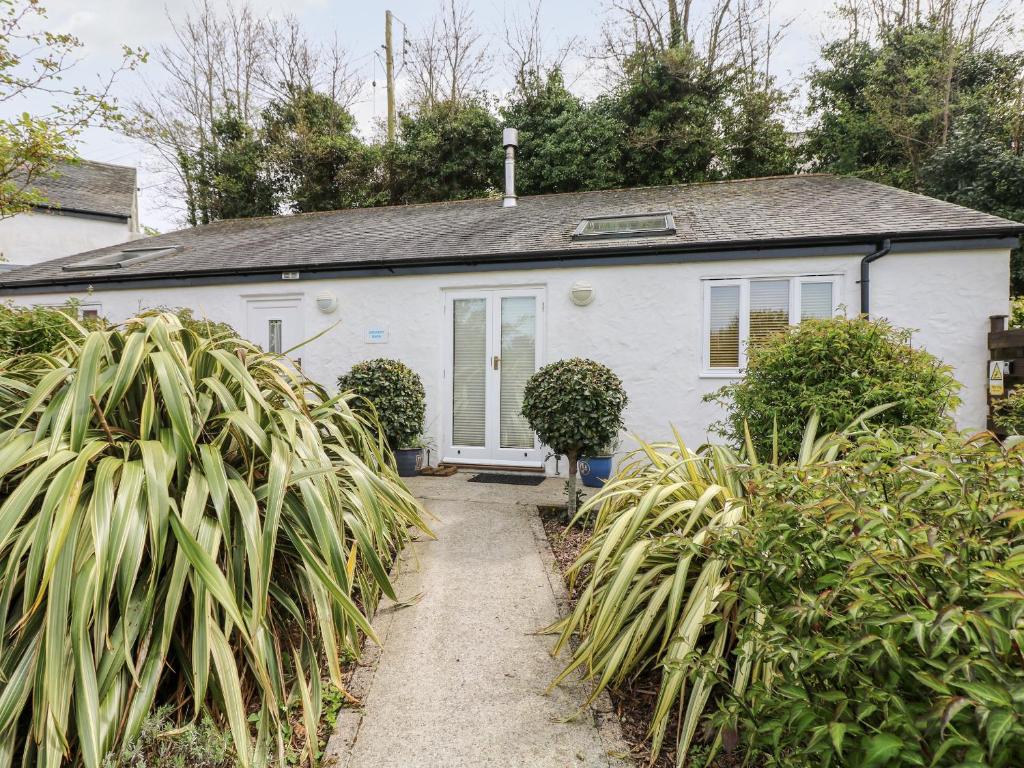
[442,286,546,468]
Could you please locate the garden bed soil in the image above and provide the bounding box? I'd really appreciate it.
[539,508,745,768]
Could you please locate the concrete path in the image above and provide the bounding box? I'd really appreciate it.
[324,472,630,768]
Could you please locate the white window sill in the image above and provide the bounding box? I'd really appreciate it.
[700,369,744,379]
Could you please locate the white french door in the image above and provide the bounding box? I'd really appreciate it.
[444,288,545,467]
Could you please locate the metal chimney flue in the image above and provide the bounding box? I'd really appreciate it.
[502,127,518,207]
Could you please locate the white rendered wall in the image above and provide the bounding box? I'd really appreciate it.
[871,247,1009,431]
[4,246,1008,471]
[0,210,136,267]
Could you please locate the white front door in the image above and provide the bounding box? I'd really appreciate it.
[245,296,304,364]
[444,288,545,467]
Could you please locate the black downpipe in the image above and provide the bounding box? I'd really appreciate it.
[859,238,892,316]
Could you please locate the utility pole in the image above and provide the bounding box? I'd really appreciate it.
[385,10,397,143]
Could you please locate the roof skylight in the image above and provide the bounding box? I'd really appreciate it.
[62,246,181,272]
[572,212,676,240]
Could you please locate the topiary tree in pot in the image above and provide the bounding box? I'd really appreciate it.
[522,358,628,515]
[338,358,426,476]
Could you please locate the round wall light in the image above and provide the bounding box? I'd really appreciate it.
[570,281,595,306]
[316,291,338,314]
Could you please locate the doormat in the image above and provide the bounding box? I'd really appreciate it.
[468,473,546,486]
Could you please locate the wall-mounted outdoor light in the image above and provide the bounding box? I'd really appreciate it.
[570,281,595,306]
[316,291,338,314]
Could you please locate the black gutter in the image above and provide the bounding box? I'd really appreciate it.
[859,238,892,316]
[0,227,1021,294]
[32,205,131,223]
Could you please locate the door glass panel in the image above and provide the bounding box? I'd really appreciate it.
[452,298,487,447]
[268,319,283,353]
[749,280,790,349]
[800,281,834,320]
[500,296,537,449]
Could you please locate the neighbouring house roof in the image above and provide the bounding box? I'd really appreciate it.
[28,159,137,220]
[1,174,1021,291]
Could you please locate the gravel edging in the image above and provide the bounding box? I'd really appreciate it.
[526,508,635,767]
[320,553,409,766]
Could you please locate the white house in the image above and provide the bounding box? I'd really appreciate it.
[0,160,140,269]
[0,143,1019,474]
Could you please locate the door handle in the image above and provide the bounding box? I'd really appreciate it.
[492,355,500,370]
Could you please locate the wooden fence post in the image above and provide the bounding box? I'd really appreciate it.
[988,315,1017,436]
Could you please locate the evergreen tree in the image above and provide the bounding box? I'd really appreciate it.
[499,70,625,195]
[386,98,501,204]
[805,25,1023,189]
[187,108,276,224]
[722,84,798,179]
[614,45,733,186]
[263,89,381,212]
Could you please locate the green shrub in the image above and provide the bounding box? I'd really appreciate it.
[0,300,101,356]
[0,313,430,766]
[549,418,845,766]
[994,387,1024,434]
[103,707,234,768]
[706,315,960,460]
[156,307,237,339]
[714,430,1024,767]
[337,358,426,449]
[1011,296,1024,328]
[522,358,628,513]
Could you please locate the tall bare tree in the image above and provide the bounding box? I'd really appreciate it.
[502,1,574,94]
[834,0,1017,46]
[131,0,363,225]
[264,16,363,108]
[597,0,779,75]
[405,0,491,108]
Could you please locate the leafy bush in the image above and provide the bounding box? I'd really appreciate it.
[0,313,429,766]
[522,358,627,513]
[549,417,845,764]
[155,306,237,339]
[103,707,234,768]
[993,387,1024,434]
[715,430,1024,767]
[338,358,426,449]
[706,315,960,460]
[0,300,102,356]
[1011,296,1024,328]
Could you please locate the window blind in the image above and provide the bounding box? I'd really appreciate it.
[749,280,790,348]
[800,281,834,320]
[499,297,536,449]
[452,299,487,446]
[709,285,740,368]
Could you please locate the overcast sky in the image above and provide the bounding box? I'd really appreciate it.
[5,1,862,231]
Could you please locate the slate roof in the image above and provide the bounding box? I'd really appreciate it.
[2,174,1021,290]
[29,160,136,220]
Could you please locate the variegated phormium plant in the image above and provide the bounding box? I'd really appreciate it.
[0,312,430,767]
[549,415,856,766]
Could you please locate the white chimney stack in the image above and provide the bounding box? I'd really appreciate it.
[502,127,518,207]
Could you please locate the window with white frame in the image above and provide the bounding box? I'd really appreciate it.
[703,275,840,373]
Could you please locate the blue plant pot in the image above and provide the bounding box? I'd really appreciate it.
[579,456,613,488]
[395,448,421,477]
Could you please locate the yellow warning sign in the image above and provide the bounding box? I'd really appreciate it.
[990,361,1005,397]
